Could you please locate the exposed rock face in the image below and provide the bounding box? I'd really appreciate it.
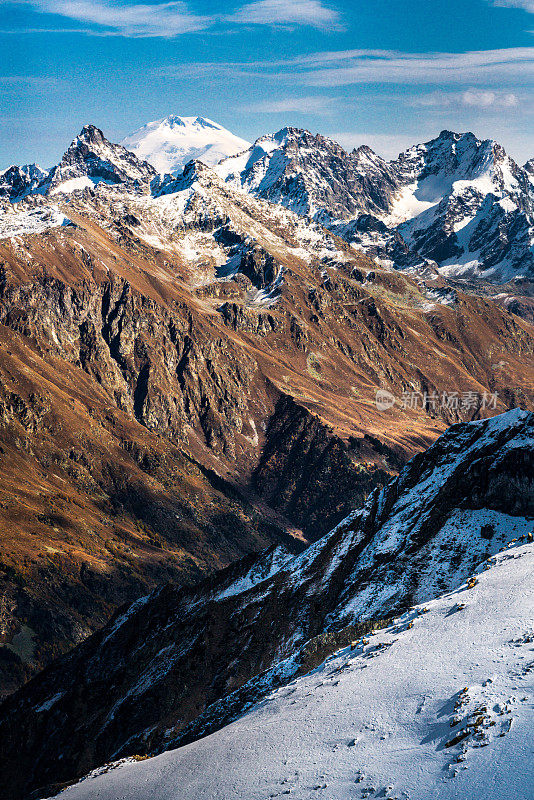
[0,164,49,202]
[216,127,400,224]
[0,410,531,800]
[46,125,156,194]
[252,394,398,538]
[365,129,534,282]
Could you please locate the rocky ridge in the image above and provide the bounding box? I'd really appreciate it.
[217,128,534,283]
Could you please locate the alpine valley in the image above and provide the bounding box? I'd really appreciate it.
[0,116,533,800]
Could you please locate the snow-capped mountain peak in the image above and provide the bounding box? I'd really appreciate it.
[47,124,156,195]
[76,123,107,145]
[0,163,49,203]
[212,124,533,282]
[121,115,250,174]
[381,131,534,280]
[1,121,533,284]
[392,130,519,195]
[215,126,400,223]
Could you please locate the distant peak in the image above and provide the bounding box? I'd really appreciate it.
[77,124,106,145]
[121,115,250,172]
[353,144,377,158]
[433,130,481,145]
[161,115,222,131]
[270,126,308,141]
[437,129,458,140]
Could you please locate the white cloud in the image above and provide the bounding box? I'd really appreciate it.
[14,0,342,36]
[26,0,212,37]
[289,48,534,87]
[492,0,534,12]
[228,0,342,30]
[412,89,520,109]
[176,47,534,86]
[245,96,339,114]
[462,89,519,107]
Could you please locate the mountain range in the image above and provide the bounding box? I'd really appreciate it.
[2,117,533,290]
[0,115,532,799]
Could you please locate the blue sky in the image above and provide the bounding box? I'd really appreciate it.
[1,0,533,169]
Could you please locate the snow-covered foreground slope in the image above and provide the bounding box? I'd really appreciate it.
[122,116,250,173]
[59,540,534,800]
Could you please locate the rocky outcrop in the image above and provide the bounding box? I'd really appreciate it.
[46,126,156,194]
[253,394,399,537]
[0,164,49,203]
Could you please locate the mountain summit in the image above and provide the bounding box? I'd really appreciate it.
[47,124,156,194]
[215,126,399,223]
[121,115,250,173]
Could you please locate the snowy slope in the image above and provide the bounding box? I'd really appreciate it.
[56,540,534,800]
[136,159,356,295]
[2,410,532,800]
[121,116,250,174]
[0,206,71,239]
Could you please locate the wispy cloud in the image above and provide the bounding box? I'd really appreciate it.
[0,26,92,34]
[24,0,211,37]
[412,89,520,109]
[286,48,534,87]
[244,96,340,114]
[7,0,342,37]
[492,0,534,12]
[164,47,534,86]
[227,0,342,31]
